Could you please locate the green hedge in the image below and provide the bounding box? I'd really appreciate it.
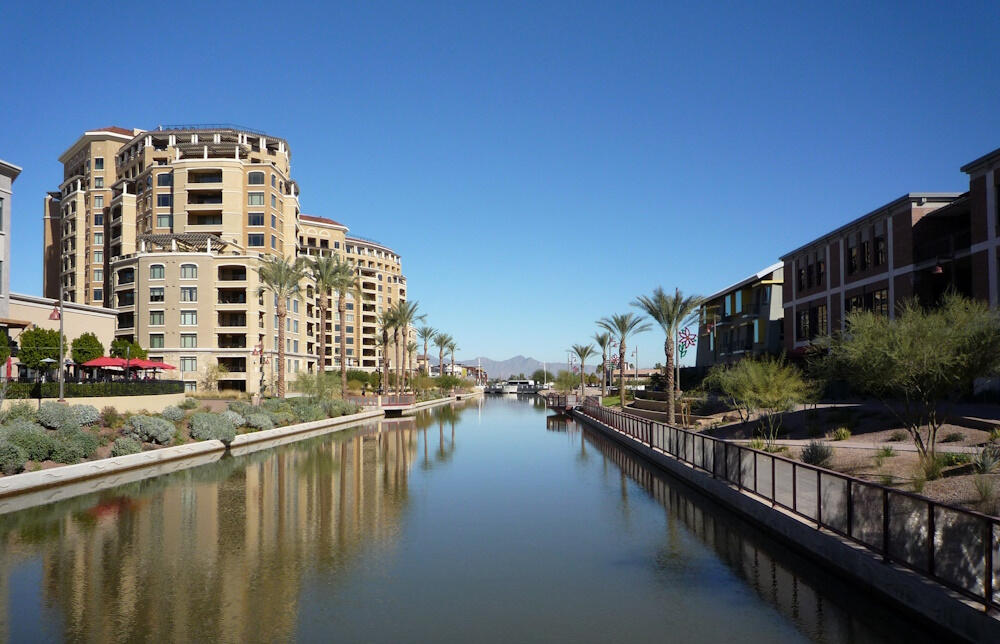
[5,380,185,399]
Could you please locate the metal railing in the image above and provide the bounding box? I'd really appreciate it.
[578,400,1000,611]
[344,394,416,407]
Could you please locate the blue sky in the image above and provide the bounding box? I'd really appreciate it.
[3,1,999,366]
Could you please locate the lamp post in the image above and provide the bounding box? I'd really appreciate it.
[48,288,65,402]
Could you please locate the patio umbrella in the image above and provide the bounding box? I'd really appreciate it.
[83,357,128,368]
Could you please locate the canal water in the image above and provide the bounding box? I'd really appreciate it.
[0,396,937,642]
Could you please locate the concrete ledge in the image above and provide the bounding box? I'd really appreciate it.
[230,408,384,448]
[1,392,186,414]
[572,410,1000,644]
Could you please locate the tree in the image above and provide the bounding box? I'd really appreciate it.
[597,313,651,409]
[110,338,147,360]
[448,340,459,383]
[71,332,104,364]
[632,287,702,424]
[531,368,548,384]
[570,344,596,397]
[377,310,395,393]
[393,301,425,393]
[417,326,437,376]
[821,294,1000,461]
[17,327,62,370]
[553,370,578,392]
[407,340,419,388]
[256,255,306,398]
[307,255,340,382]
[592,331,612,399]
[434,332,452,379]
[325,256,361,396]
[201,363,230,392]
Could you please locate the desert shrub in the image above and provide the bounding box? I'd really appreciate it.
[888,430,907,442]
[161,406,185,422]
[879,474,895,486]
[748,437,766,451]
[346,379,364,394]
[801,440,833,467]
[70,404,101,426]
[323,400,358,418]
[267,411,296,427]
[989,427,1000,443]
[111,437,142,457]
[912,472,927,493]
[188,413,236,444]
[2,400,36,423]
[829,427,851,441]
[101,406,124,429]
[127,415,176,445]
[51,428,100,464]
[228,400,254,416]
[941,432,964,443]
[291,403,324,423]
[221,410,245,428]
[179,397,198,410]
[36,402,80,431]
[920,456,944,481]
[876,446,896,459]
[0,440,28,475]
[2,419,56,462]
[975,475,996,508]
[261,398,291,413]
[244,413,273,432]
[938,452,971,467]
[973,446,1000,474]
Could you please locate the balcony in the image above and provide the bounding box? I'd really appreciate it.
[217,288,247,305]
[186,191,223,206]
[217,357,247,373]
[188,213,223,226]
[218,312,247,328]
[217,265,247,282]
[217,333,248,349]
[188,171,222,184]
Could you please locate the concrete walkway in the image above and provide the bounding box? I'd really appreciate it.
[729,436,985,454]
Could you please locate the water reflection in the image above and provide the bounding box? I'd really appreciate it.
[0,401,477,643]
[573,419,940,644]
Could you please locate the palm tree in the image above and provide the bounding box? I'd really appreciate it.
[256,255,306,398]
[306,255,339,382]
[393,301,425,393]
[632,287,702,424]
[417,326,437,376]
[570,344,596,397]
[592,331,612,399]
[448,340,458,381]
[433,332,453,380]
[406,340,419,389]
[323,257,360,396]
[597,313,651,410]
[378,308,397,394]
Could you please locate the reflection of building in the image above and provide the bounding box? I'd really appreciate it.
[696,263,783,368]
[0,421,420,642]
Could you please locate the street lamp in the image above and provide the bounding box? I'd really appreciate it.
[48,288,65,401]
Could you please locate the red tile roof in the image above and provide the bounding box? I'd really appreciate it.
[95,126,135,136]
[300,214,347,228]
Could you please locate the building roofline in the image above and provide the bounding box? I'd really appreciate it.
[299,214,349,231]
[960,146,1000,175]
[779,192,961,260]
[0,159,22,180]
[703,262,784,303]
[345,236,399,255]
[58,128,138,163]
[10,292,116,317]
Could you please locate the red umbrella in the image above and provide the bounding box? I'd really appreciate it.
[82,357,128,368]
[130,359,176,370]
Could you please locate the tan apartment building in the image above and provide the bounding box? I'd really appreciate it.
[0,159,21,320]
[45,125,410,394]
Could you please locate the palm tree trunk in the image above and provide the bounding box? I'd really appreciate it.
[394,329,402,394]
[277,304,287,398]
[580,359,585,398]
[423,339,429,376]
[439,347,444,381]
[665,335,675,424]
[601,351,607,399]
[318,300,327,378]
[339,295,347,396]
[619,344,626,410]
[382,328,389,394]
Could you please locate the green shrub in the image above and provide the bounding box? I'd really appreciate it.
[51,428,99,464]
[973,446,1000,475]
[1,400,36,423]
[126,415,176,445]
[920,456,944,481]
[941,431,964,443]
[221,410,245,428]
[829,427,851,441]
[70,404,100,426]
[267,411,296,427]
[228,400,254,416]
[748,437,766,450]
[990,427,1000,443]
[101,406,123,429]
[290,403,323,423]
[801,440,833,467]
[888,430,907,442]
[161,406,185,422]
[110,437,142,457]
[0,440,28,475]
[36,402,80,431]
[2,419,56,461]
[188,413,236,444]
[938,452,971,467]
[323,400,358,418]
[4,380,184,399]
[179,397,198,410]
[974,474,996,508]
[876,446,896,459]
[244,413,273,432]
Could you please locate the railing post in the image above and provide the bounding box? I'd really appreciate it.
[882,488,890,561]
[847,479,853,537]
[723,441,728,481]
[985,521,993,611]
[771,456,776,505]
[792,464,797,512]
[647,421,653,448]
[816,469,823,527]
[753,450,758,492]
[927,503,935,576]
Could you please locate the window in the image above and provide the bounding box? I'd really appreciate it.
[94,195,104,208]
[815,304,828,337]
[861,240,871,271]
[248,172,265,185]
[753,318,760,343]
[94,157,104,170]
[180,264,197,279]
[873,289,888,317]
[816,260,825,286]
[94,269,103,282]
[806,264,814,288]
[157,194,172,207]
[724,295,732,317]
[292,299,298,313]
[847,245,858,274]
[271,214,277,228]
[150,287,164,302]
[248,233,265,247]
[248,192,265,205]
[157,173,172,187]
[149,334,164,349]
[95,233,104,245]
[875,237,886,266]
[150,310,165,326]
[248,213,265,226]
[796,310,810,341]
[94,251,103,263]
[184,381,197,393]
[271,174,276,187]
[93,288,103,301]
[180,310,197,325]
[734,290,742,313]
[94,177,104,188]
[293,320,299,333]
[293,340,299,352]
[157,214,172,228]
[150,265,165,279]
[180,334,197,348]
[117,268,134,284]
[94,213,103,226]
[181,287,197,302]
[271,235,277,249]
[180,357,197,372]
[271,195,277,208]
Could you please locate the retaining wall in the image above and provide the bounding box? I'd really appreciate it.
[1,392,186,414]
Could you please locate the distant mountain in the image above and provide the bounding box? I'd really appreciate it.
[464,355,596,380]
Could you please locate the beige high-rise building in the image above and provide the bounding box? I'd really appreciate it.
[45,125,410,394]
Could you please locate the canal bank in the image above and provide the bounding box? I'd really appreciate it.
[572,404,1000,643]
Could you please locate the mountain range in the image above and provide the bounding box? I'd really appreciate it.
[461,355,597,379]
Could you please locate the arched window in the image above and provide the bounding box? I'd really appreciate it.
[149,264,165,280]
[248,171,265,185]
[180,264,198,279]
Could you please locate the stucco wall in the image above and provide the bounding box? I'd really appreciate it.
[1,392,185,414]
